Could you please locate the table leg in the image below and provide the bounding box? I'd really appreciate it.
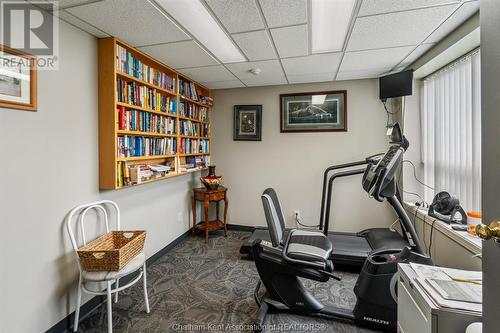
[223,196,228,237]
[191,198,196,236]
[216,201,220,221]
[204,198,209,243]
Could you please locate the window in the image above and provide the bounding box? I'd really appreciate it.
[421,49,481,212]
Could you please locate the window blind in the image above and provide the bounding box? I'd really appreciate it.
[421,49,481,212]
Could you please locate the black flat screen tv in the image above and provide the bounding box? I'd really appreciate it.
[379,70,413,100]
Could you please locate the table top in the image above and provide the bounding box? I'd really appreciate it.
[193,186,227,193]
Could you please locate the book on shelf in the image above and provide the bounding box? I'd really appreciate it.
[119,161,173,186]
[178,138,209,154]
[179,100,200,119]
[179,156,210,172]
[200,107,209,122]
[117,135,177,158]
[116,44,175,91]
[179,120,200,137]
[199,95,213,106]
[117,78,175,112]
[118,106,176,134]
[200,123,209,137]
[179,79,199,101]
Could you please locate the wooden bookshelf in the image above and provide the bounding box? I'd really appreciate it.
[98,37,213,190]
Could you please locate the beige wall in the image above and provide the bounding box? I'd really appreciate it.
[211,80,398,232]
[0,21,199,332]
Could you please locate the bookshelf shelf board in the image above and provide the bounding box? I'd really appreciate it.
[117,154,176,162]
[116,130,177,138]
[116,102,178,117]
[180,95,212,108]
[116,71,177,97]
[178,115,201,122]
[118,167,209,188]
[179,153,210,157]
[179,135,210,139]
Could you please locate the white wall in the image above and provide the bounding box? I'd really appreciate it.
[211,80,397,232]
[0,21,198,333]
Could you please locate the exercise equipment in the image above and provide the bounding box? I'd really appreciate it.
[251,143,433,332]
[240,124,409,267]
[428,191,467,224]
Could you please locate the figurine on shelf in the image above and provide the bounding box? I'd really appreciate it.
[200,165,222,190]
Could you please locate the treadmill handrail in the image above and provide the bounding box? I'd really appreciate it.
[323,168,367,235]
[320,161,366,229]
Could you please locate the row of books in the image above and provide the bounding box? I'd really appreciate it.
[179,120,199,137]
[179,156,209,172]
[117,135,177,158]
[200,123,209,137]
[118,106,176,134]
[179,101,201,120]
[179,138,209,154]
[179,79,199,101]
[200,107,209,122]
[116,44,175,91]
[117,161,173,187]
[117,78,176,113]
[199,95,213,106]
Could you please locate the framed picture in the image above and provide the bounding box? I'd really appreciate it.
[234,105,262,141]
[0,45,37,111]
[280,90,347,132]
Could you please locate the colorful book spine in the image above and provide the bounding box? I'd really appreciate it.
[117,78,170,112]
[200,107,209,122]
[117,135,177,158]
[118,106,176,134]
[179,120,200,137]
[179,101,200,119]
[179,79,199,101]
[178,138,209,154]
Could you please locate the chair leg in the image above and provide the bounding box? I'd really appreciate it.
[73,274,83,332]
[106,281,113,333]
[114,278,119,303]
[142,263,150,313]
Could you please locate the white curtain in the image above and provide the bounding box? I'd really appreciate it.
[421,49,481,212]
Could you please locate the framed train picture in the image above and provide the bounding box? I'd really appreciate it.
[280,90,346,132]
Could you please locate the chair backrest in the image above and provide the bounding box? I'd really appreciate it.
[65,200,121,252]
[261,188,286,247]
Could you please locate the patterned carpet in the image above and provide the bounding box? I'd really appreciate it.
[78,231,380,333]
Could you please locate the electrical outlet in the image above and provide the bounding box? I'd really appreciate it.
[294,210,301,220]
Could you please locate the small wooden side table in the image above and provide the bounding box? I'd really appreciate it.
[192,186,228,243]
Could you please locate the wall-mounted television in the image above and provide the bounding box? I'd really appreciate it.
[379,70,413,100]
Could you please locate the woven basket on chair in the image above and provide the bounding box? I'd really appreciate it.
[77,230,146,271]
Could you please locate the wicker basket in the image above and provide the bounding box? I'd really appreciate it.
[77,230,146,271]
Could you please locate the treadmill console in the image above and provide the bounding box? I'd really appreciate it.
[362,145,403,202]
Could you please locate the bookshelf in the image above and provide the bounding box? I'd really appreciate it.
[98,37,213,190]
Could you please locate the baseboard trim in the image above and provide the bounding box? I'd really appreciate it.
[45,230,191,333]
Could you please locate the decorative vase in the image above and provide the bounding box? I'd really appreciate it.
[200,166,222,190]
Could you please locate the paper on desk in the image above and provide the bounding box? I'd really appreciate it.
[409,263,450,280]
[441,267,482,281]
[415,278,482,313]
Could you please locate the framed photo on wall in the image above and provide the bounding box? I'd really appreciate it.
[0,45,37,112]
[234,105,262,141]
[280,90,346,132]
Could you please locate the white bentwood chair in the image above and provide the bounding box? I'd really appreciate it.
[66,200,150,332]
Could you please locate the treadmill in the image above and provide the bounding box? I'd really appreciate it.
[240,124,410,267]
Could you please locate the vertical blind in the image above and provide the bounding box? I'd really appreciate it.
[421,50,481,212]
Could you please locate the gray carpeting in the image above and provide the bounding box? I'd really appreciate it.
[78,231,380,332]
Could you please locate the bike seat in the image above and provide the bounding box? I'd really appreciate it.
[283,229,333,271]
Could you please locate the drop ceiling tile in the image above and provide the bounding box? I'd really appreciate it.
[201,80,245,89]
[178,66,236,82]
[340,46,416,72]
[205,0,264,33]
[55,10,109,38]
[346,4,457,51]
[242,77,287,87]
[57,0,105,9]
[232,30,276,61]
[399,43,436,68]
[336,69,389,81]
[359,0,460,16]
[226,59,285,81]
[138,41,218,69]
[66,0,189,46]
[288,72,335,84]
[259,0,307,28]
[270,25,308,58]
[281,53,342,76]
[425,1,479,43]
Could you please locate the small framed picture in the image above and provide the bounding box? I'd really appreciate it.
[280,90,347,132]
[234,105,262,141]
[0,45,37,112]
